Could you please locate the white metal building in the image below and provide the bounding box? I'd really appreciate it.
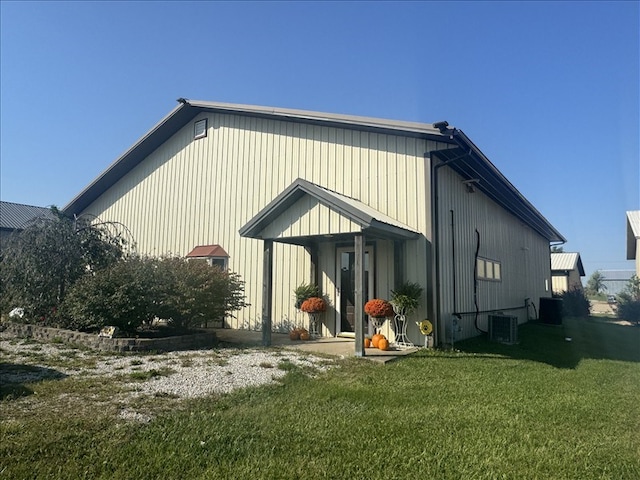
[551,252,585,293]
[63,99,565,352]
[627,211,640,277]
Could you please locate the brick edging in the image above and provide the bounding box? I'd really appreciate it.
[1,323,217,353]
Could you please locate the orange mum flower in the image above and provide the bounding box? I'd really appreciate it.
[364,299,394,318]
[300,297,326,313]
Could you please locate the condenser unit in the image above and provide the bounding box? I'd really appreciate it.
[488,314,518,344]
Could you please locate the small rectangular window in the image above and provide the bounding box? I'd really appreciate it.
[477,258,485,278]
[209,257,228,269]
[486,262,494,279]
[478,257,501,282]
[194,118,207,139]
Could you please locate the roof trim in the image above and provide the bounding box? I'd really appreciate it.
[62,99,449,216]
[431,131,566,243]
[239,178,419,242]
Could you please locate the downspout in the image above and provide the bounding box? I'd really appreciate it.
[429,143,470,347]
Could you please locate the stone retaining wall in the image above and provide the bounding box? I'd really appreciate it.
[2,323,217,353]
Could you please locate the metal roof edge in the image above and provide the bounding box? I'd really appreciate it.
[62,102,198,215]
[185,99,445,138]
[63,99,450,216]
[446,129,566,243]
[239,178,418,240]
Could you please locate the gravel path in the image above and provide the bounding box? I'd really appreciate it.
[0,332,336,422]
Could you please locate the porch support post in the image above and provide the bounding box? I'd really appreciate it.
[354,233,366,357]
[394,240,404,288]
[262,240,273,346]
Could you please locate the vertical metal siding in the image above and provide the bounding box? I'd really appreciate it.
[436,167,551,341]
[83,113,433,332]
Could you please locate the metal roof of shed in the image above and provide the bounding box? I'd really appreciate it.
[0,201,55,231]
[551,252,585,275]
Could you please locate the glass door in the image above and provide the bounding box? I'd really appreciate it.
[336,247,373,334]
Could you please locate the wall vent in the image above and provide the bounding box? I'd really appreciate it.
[194,118,207,139]
[488,314,518,344]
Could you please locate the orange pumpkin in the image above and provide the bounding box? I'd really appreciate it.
[364,337,372,348]
[378,337,389,351]
[299,331,311,341]
[372,333,384,348]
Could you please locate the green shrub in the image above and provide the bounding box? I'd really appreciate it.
[61,255,249,333]
[61,256,156,332]
[557,287,591,317]
[617,275,640,326]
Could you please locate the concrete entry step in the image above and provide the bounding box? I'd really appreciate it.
[211,328,419,364]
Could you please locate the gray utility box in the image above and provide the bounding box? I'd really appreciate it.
[488,314,518,344]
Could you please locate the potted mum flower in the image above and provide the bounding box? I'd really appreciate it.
[364,298,394,318]
[364,298,394,332]
[300,296,326,338]
[300,297,326,313]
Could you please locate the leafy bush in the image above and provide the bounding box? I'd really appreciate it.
[154,257,249,329]
[60,256,156,332]
[61,255,249,333]
[0,208,125,322]
[293,283,320,309]
[617,275,640,326]
[390,282,423,313]
[556,287,591,317]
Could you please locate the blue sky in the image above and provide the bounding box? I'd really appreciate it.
[1,1,638,279]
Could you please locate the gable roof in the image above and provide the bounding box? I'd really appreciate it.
[0,201,56,231]
[239,178,419,243]
[61,98,564,243]
[627,210,640,260]
[551,252,585,276]
[186,245,229,258]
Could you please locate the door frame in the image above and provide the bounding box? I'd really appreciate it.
[335,244,375,336]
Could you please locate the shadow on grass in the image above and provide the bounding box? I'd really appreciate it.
[0,363,68,400]
[452,316,640,369]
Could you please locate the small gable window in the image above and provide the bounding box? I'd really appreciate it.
[186,244,229,270]
[194,118,207,139]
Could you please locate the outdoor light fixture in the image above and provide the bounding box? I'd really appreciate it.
[462,178,479,193]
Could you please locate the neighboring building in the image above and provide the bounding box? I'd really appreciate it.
[551,252,585,293]
[63,99,565,350]
[601,270,635,296]
[0,201,55,245]
[626,210,640,277]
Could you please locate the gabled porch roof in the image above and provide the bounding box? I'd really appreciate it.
[238,178,419,243]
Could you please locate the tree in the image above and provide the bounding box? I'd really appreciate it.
[551,246,564,253]
[0,208,125,321]
[585,270,607,296]
[617,275,640,326]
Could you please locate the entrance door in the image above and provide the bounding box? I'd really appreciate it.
[336,247,373,334]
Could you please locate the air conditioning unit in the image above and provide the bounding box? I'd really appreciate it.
[488,314,518,344]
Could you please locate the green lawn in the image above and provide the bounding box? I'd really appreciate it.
[1,317,639,479]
